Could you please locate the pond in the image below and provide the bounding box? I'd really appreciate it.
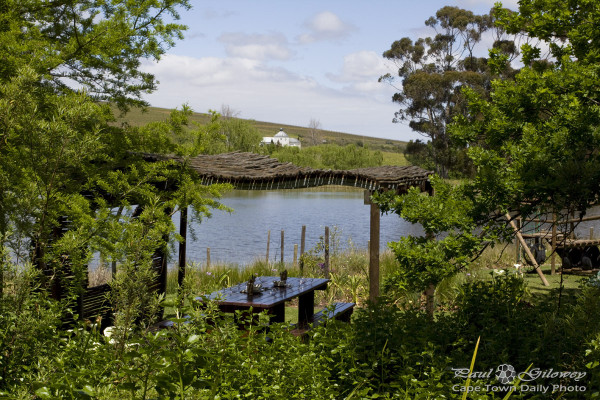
[173,187,425,266]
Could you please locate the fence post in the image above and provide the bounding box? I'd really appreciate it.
[300,225,306,272]
[281,230,285,264]
[293,244,298,267]
[206,248,211,269]
[324,226,330,277]
[266,230,270,264]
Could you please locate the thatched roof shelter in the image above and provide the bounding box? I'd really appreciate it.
[144,151,432,303]
[145,152,432,193]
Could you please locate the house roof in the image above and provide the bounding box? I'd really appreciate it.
[143,152,432,193]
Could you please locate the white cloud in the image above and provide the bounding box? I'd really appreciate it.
[298,11,357,44]
[145,54,296,86]
[328,51,389,84]
[457,0,519,9]
[218,32,293,61]
[141,54,414,141]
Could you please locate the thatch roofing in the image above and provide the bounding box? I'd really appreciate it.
[144,152,432,193]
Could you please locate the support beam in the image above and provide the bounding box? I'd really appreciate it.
[367,191,380,303]
[506,213,549,286]
[178,206,188,288]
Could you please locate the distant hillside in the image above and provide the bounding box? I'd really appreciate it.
[114,106,408,153]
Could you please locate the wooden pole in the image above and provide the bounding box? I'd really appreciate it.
[369,198,380,303]
[515,217,521,265]
[280,230,284,264]
[506,214,549,286]
[300,225,306,256]
[300,225,306,272]
[178,206,188,288]
[590,227,594,240]
[551,212,557,275]
[206,247,211,269]
[324,226,330,277]
[266,230,270,264]
[293,244,298,267]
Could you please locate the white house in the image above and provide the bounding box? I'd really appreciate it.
[261,128,301,148]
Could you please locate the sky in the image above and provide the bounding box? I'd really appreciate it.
[141,0,519,142]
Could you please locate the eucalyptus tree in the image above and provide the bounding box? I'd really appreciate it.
[453,0,600,225]
[377,0,600,312]
[380,6,517,177]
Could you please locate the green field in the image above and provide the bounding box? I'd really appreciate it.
[113,105,408,154]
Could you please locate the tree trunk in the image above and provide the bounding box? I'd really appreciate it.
[424,284,435,317]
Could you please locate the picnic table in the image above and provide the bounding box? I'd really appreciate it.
[197,276,329,327]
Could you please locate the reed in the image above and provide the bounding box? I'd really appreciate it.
[163,247,399,307]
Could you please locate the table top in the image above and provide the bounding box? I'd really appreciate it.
[198,276,329,308]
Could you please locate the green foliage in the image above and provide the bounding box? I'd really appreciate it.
[270,144,383,170]
[219,117,263,153]
[0,262,62,389]
[2,257,600,398]
[374,177,481,294]
[0,0,190,109]
[451,1,600,224]
[0,0,231,305]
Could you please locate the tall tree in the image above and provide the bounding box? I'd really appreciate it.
[380,6,517,177]
[453,0,600,225]
[377,0,600,312]
[308,118,321,145]
[0,0,229,299]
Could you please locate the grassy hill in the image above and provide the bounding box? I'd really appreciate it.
[115,105,409,165]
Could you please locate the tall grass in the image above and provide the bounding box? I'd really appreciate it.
[162,249,399,307]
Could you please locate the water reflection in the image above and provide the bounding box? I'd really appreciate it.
[174,188,424,266]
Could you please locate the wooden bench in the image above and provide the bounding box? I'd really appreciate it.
[291,302,355,337]
[312,302,355,327]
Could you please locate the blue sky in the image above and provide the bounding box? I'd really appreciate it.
[142,0,518,141]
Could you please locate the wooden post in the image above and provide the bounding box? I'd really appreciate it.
[590,227,594,240]
[369,194,380,303]
[300,225,306,272]
[178,206,188,288]
[206,248,211,269]
[515,217,521,264]
[506,213,549,286]
[266,230,270,264]
[280,230,284,264]
[324,226,330,277]
[551,212,557,275]
[293,244,298,267]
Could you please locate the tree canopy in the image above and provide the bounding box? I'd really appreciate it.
[0,0,230,299]
[380,6,518,178]
[378,0,600,306]
[453,0,600,222]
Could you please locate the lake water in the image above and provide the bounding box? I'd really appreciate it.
[172,188,425,266]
